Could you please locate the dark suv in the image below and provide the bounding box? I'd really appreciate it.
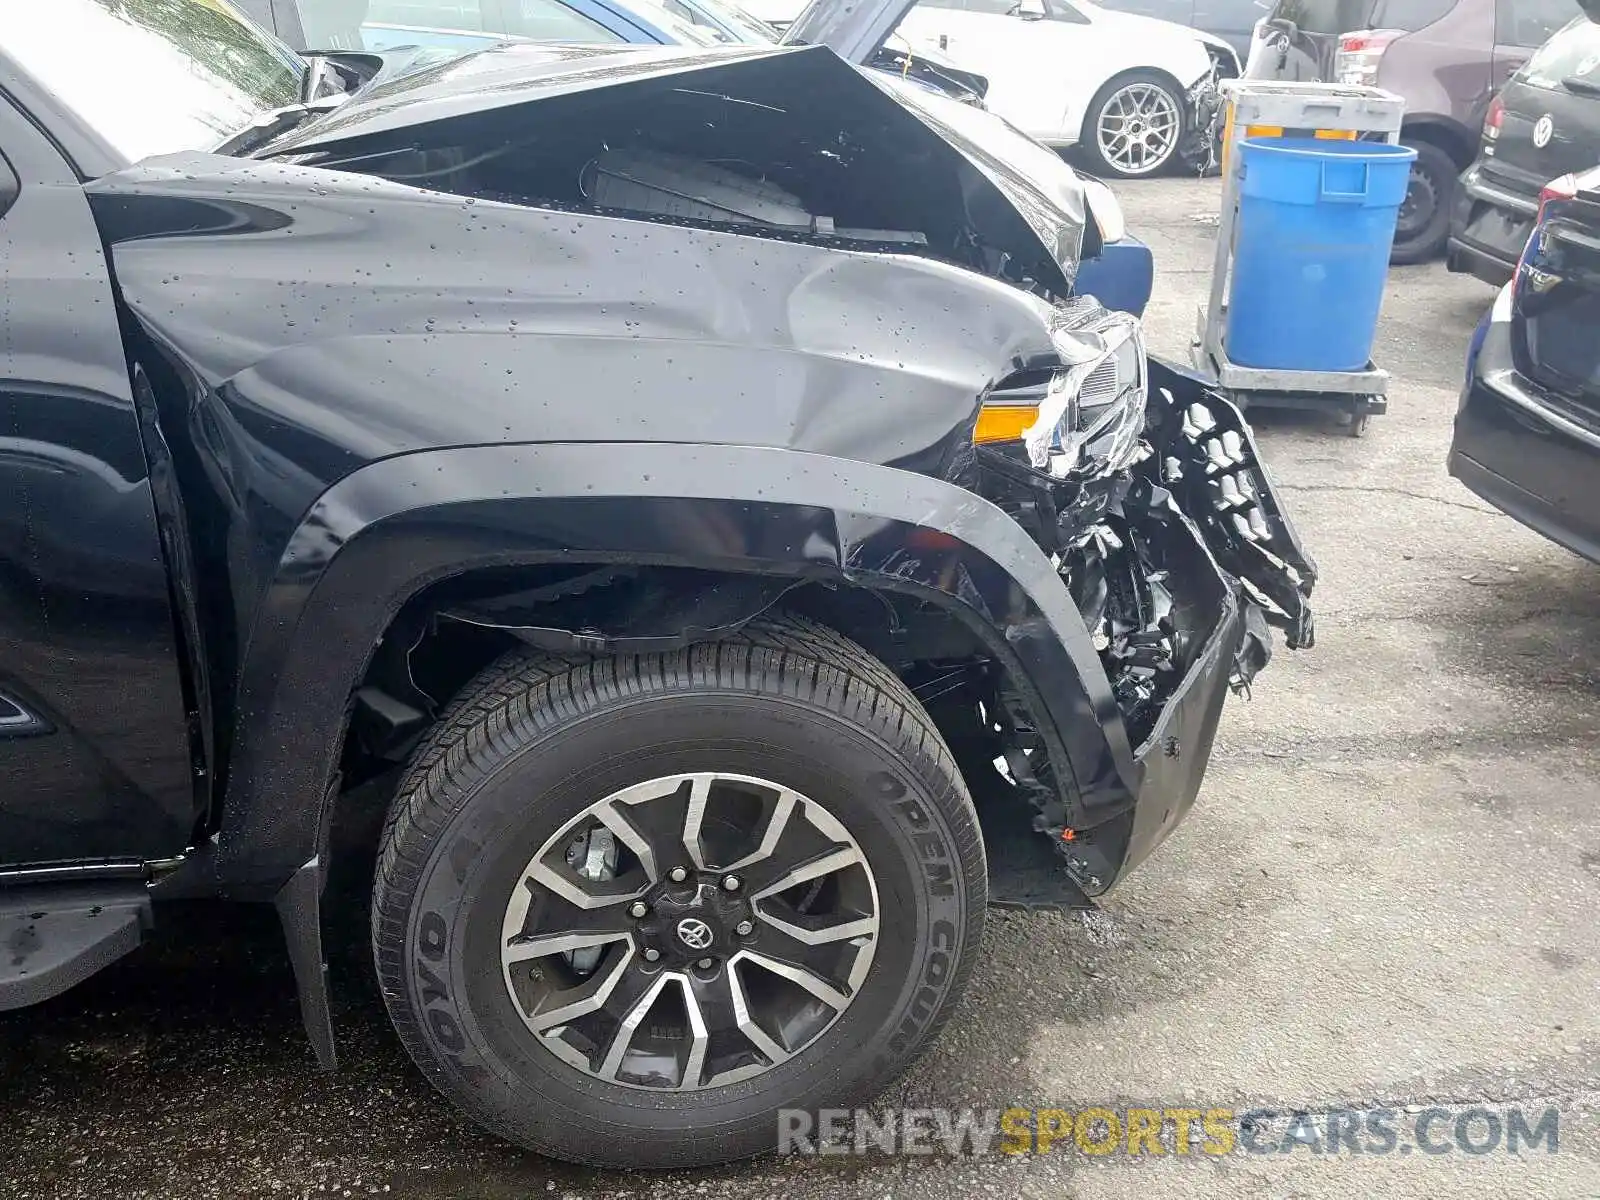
[0,0,1312,1170]
[1249,0,1580,261]
[1449,15,1600,283]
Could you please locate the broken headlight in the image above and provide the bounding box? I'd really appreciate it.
[1022,299,1148,479]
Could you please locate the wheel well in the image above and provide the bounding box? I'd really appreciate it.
[1078,68,1187,144]
[334,564,1021,809]
[307,566,1024,1078]
[1401,119,1475,170]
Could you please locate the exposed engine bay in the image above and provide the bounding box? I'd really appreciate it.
[871,44,988,106]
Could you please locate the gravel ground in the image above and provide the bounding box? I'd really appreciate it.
[3,175,1597,1200]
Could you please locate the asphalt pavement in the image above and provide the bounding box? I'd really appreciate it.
[3,176,1597,1200]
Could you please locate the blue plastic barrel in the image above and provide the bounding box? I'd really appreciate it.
[1225,138,1417,372]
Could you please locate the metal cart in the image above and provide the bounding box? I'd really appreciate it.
[1192,80,1406,437]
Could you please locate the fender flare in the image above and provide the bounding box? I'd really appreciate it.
[214,441,1141,893]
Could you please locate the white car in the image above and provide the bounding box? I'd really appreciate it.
[787,0,1237,177]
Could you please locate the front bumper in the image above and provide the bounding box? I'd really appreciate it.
[1449,292,1600,564]
[974,358,1315,894]
[1447,164,1537,286]
[1109,371,1314,881]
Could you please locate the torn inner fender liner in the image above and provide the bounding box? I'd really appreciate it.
[265,43,1092,299]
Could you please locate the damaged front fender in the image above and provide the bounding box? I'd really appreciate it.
[208,441,1133,893]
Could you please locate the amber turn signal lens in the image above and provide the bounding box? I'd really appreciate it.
[974,405,1037,445]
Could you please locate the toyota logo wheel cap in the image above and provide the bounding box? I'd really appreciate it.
[676,918,714,951]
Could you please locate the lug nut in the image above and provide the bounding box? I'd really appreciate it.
[628,901,648,919]
[735,920,754,936]
[669,866,688,883]
[643,948,661,962]
[721,875,742,892]
[696,957,714,970]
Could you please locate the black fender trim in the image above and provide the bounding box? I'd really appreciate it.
[214,442,1142,893]
[273,856,336,1070]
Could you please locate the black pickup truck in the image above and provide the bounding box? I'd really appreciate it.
[0,0,1313,1169]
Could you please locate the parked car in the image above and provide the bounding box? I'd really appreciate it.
[675,0,993,98]
[863,0,1239,177]
[1450,162,1600,561]
[0,0,1313,1169]
[1449,15,1600,284]
[1076,174,1159,311]
[779,0,1164,299]
[1246,0,1580,262]
[1094,0,1265,60]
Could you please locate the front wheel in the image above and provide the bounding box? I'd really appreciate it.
[372,616,987,1168]
[1081,71,1186,179]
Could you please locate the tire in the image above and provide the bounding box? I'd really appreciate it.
[372,615,987,1168]
[1080,70,1186,179]
[1390,139,1457,265]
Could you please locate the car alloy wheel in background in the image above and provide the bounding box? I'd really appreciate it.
[1086,73,1184,178]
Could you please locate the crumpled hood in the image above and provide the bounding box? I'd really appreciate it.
[267,40,1092,288]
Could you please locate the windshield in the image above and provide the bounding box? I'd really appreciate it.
[0,0,305,163]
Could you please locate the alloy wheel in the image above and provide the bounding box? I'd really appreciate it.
[499,772,880,1091]
[1096,82,1181,176]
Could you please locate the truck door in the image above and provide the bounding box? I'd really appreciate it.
[0,94,197,867]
